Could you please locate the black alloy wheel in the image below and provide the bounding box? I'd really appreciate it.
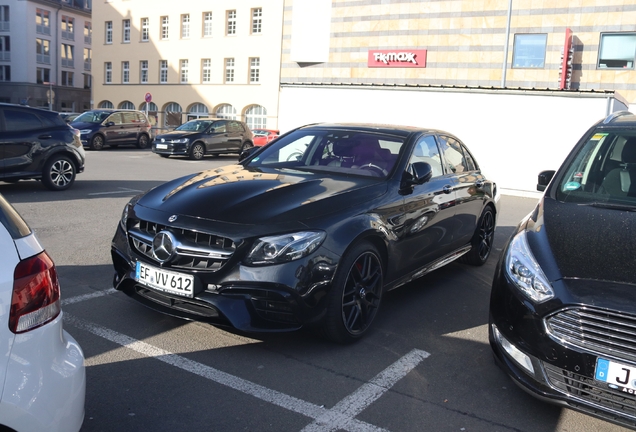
[137,134,149,149]
[190,143,205,160]
[461,206,495,266]
[42,155,76,191]
[240,142,253,154]
[90,134,105,150]
[322,242,383,343]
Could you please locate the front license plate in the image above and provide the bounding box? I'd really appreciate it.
[135,261,194,298]
[155,143,168,149]
[595,358,636,391]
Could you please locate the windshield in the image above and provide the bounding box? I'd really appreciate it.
[74,111,110,123]
[245,128,404,178]
[176,120,212,132]
[556,131,636,207]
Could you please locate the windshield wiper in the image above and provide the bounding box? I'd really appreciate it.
[581,202,636,211]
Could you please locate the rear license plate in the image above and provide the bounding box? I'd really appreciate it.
[156,143,168,149]
[135,261,194,298]
[595,358,636,391]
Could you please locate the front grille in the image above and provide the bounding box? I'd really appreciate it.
[546,307,636,363]
[544,362,636,422]
[128,218,236,271]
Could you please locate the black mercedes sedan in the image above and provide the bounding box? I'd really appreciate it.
[489,111,636,428]
[112,123,499,343]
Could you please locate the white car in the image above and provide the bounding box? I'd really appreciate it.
[0,193,85,432]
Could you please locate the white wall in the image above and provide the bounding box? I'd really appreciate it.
[279,86,619,195]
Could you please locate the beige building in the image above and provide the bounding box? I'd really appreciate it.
[92,0,284,130]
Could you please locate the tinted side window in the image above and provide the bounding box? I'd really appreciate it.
[135,112,147,123]
[3,109,44,132]
[439,136,467,174]
[122,112,138,124]
[106,113,123,125]
[213,121,227,133]
[462,145,477,171]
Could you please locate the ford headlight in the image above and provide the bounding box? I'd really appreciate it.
[504,231,554,303]
[245,231,326,265]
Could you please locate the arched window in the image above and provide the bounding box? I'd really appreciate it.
[188,103,208,120]
[99,100,114,109]
[119,100,135,110]
[245,105,267,129]
[139,102,158,112]
[216,104,236,120]
[164,102,182,128]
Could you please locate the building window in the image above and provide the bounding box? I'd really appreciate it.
[123,19,131,43]
[105,21,113,44]
[141,18,149,41]
[84,73,91,89]
[100,101,114,109]
[225,58,234,83]
[83,48,91,71]
[202,59,211,83]
[105,62,112,83]
[120,101,135,110]
[0,36,9,61]
[61,16,74,40]
[61,44,74,68]
[36,67,50,84]
[251,8,262,34]
[512,34,547,68]
[249,57,260,83]
[599,33,636,69]
[140,60,148,83]
[203,12,212,37]
[122,61,129,83]
[226,10,236,36]
[216,104,236,120]
[246,105,267,129]
[84,22,92,44]
[0,6,9,32]
[180,59,189,83]
[161,16,169,40]
[160,60,168,83]
[187,103,208,120]
[0,65,10,82]
[181,14,190,38]
[61,71,73,86]
[36,9,51,35]
[164,102,182,128]
[36,38,50,64]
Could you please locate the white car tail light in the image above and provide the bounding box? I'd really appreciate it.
[10,251,61,333]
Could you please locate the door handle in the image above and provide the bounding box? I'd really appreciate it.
[38,134,52,139]
[442,185,453,194]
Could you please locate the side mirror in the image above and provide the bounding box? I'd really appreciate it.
[537,170,555,192]
[411,162,433,185]
[105,121,115,127]
[238,146,259,162]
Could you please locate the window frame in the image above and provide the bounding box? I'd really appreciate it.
[161,16,169,40]
[105,62,112,83]
[598,32,636,70]
[203,12,213,37]
[224,57,235,83]
[202,58,212,83]
[226,10,236,36]
[123,19,131,43]
[105,21,113,44]
[251,8,262,34]
[180,59,189,83]
[249,57,260,83]
[181,14,190,39]
[122,61,130,84]
[141,17,149,42]
[512,33,548,69]
[159,60,168,83]
[140,60,148,83]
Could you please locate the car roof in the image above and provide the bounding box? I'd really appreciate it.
[0,103,60,115]
[297,122,450,139]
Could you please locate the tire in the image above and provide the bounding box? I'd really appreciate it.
[90,134,105,150]
[239,142,253,154]
[461,206,495,266]
[189,142,205,160]
[42,155,76,191]
[321,241,384,343]
[136,134,149,149]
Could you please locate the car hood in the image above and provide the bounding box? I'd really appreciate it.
[530,197,636,285]
[135,164,387,224]
[155,130,200,140]
[70,121,99,130]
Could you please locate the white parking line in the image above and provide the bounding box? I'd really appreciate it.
[62,291,430,431]
[88,187,144,196]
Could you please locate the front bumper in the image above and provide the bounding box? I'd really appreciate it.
[111,222,339,332]
[152,142,190,156]
[489,260,636,430]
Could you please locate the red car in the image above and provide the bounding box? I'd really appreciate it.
[252,129,280,146]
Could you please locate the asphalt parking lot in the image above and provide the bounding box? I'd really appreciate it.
[0,148,631,432]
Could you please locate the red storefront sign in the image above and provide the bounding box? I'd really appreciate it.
[367,49,427,68]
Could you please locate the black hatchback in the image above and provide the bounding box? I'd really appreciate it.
[0,103,85,191]
[490,111,636,429]
[152,118,254,160]
[71,109,152,150]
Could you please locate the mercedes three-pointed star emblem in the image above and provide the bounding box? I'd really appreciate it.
[152,231,176,263]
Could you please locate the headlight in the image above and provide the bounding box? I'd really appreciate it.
[79,129,92,134]
[245,231,326,265]
[504,231,554,303]
[170,138,189,144]
[119,195,142,232]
